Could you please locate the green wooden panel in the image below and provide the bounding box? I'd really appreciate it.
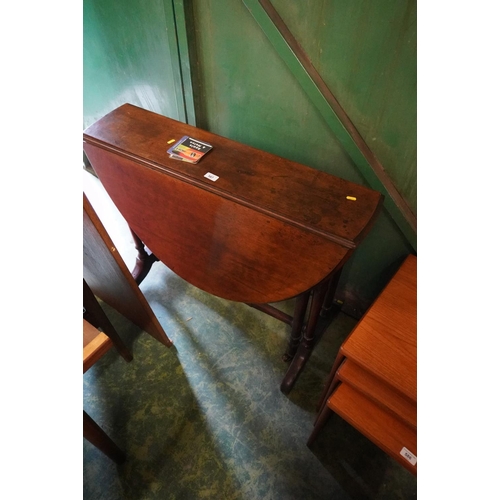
[270,0,417,214]
[192,0,362,183]
[173,0,197,125]
[242,0,415,251]
[83,0,182,128]
[190,0,412,309]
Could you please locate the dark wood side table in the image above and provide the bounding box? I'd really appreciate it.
[83,104,383,393]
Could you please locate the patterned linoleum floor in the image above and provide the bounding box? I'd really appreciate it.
[83,171,417,499]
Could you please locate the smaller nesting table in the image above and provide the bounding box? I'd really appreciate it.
[308,254,417,475]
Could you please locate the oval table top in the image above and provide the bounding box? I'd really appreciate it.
[83,104,383,304]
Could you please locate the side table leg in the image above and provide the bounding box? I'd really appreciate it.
[280,278,330,394]
[307,401,333,447]
[320,267,343,317]
[129,227,159,285]
[84,411,125,464]
[316,352,345,413]
[282,291,310,362]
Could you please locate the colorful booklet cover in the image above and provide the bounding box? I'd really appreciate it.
[167,136,213,164]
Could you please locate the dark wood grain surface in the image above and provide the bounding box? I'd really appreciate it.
[83,104,383,304]
[83,103,383,248]
[84,143,349,303]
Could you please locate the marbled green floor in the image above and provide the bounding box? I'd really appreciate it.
[83,172,417,499]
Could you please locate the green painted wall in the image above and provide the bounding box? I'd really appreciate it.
[83,0,182,128]
[271,0,417,214]
[190,0,414,314]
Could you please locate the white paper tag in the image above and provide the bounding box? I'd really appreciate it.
[204,172,219,182]
[400,447,417,465]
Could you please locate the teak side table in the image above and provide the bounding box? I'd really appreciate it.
[308,254,417,475]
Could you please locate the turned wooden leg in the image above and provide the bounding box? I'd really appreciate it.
[282,291,310,362]
[83,279,133,363]
[84,411,125,464]
[280,278,330,394]
[129,227,159,285]
[307,402,333,447]
[320,267,343,317]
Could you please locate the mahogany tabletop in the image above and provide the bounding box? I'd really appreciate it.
[83,104,383,304]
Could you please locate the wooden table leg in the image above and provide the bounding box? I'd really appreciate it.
[84,411,125,464]
[129,227,159,285]
[280,278,330,394]
[307,399,334,447]
[320,267,343,317]
[282,291,310,362]
[314,355,345,422]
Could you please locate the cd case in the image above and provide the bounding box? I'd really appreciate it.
[167,136,213,164]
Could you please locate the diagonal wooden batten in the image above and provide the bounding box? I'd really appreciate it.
[242,0,416,251]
